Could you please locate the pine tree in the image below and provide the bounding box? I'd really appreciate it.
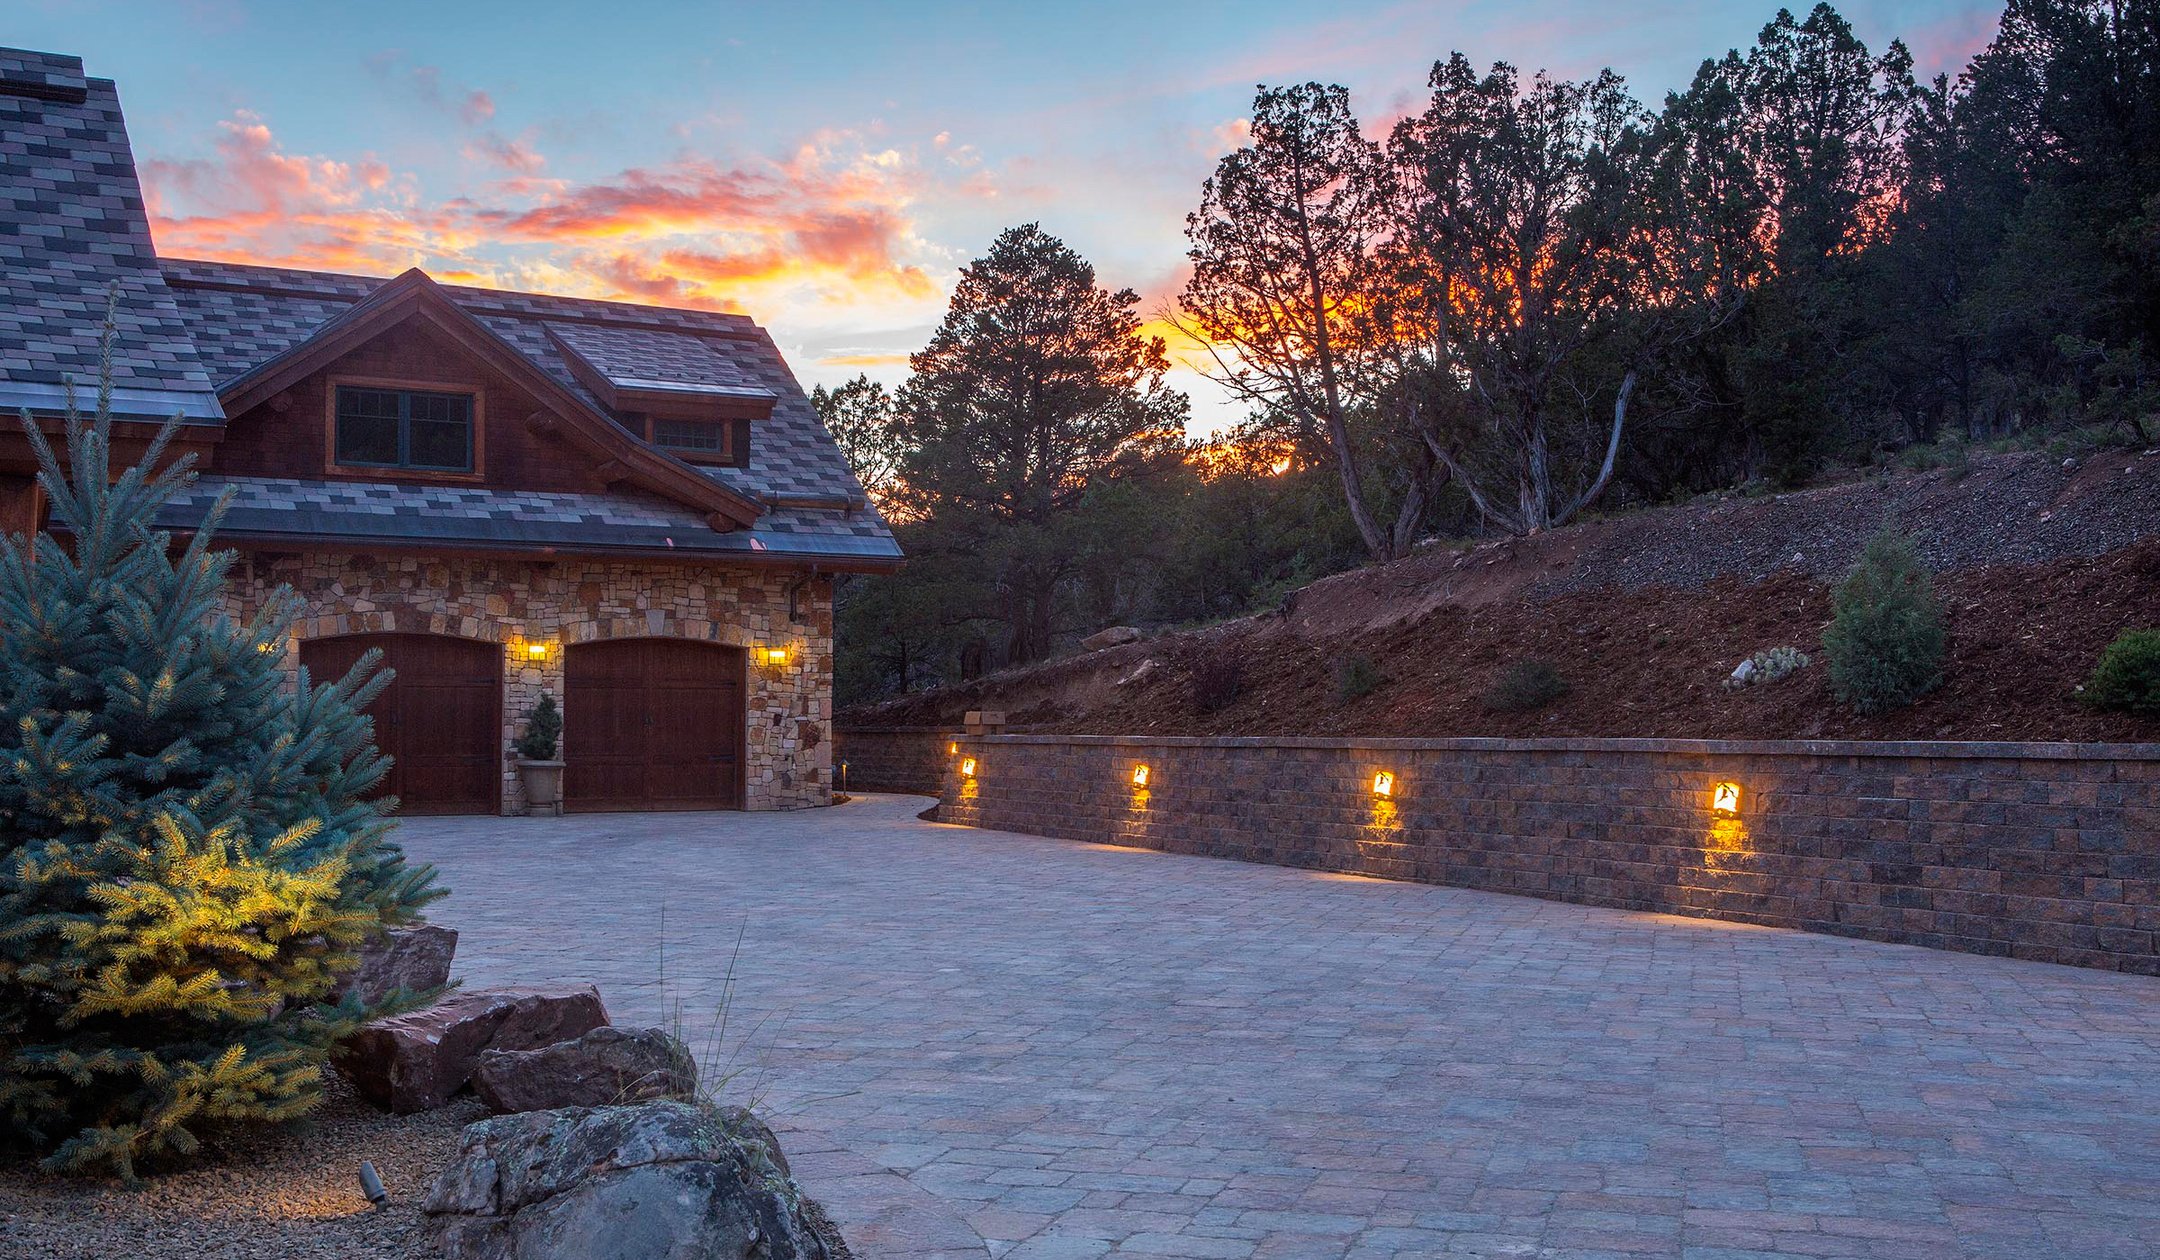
[0,329,442,1179]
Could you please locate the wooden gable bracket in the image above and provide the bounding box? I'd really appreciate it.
[213,268,767,532]
[592,459,631,487]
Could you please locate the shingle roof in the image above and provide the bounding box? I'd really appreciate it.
[154,475,901,564]
[546,322,774,400]
[159,258,874,509]
[0,49,222,421]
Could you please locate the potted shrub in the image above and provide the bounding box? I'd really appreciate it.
[516,693,565,814]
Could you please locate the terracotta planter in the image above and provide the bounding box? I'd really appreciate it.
[517,759,565,815]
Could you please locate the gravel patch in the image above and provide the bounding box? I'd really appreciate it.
[0,1074,481,1260]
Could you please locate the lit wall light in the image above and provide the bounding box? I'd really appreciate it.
[960,757,977,778]
[1712,781,1742,816]
[948,740,960,756]
[763,646,790,667]
[1131,764,1150,787]
[1372,770,1395,798]
[524,641,550,662]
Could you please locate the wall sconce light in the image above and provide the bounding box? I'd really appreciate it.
[524,641,550,662]
[1131,764,1150,787]
[763,646,790,668]
[1372,770,1395,798]
[1712,781,1742,816]
[948,740,960,755]
[960,757,977,778]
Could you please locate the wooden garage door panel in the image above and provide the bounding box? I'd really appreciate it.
[565,638,743,812]
[298,633,501,816]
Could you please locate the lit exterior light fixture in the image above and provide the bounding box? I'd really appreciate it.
[1372,770,1395,798]
[948,740,959,755]
[1712,781,1742,816]
[960,757,977,778]
[1131,764,1150,787]
[763,646,790,667]
[524,641,549,661]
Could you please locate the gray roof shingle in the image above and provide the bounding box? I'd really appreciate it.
[0,49,222,420]
[154,475,901,563]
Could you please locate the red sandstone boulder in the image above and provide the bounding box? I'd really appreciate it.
[337,986,609,1114]
[333,924,458,1008]
[472,1026,697,1114]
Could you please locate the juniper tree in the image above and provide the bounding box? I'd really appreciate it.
[0,357,441,1178]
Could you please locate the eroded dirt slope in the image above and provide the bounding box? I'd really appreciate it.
[847,449,2160,742]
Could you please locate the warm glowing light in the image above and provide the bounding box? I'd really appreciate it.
[764,646,790,667]
[960,757,977,778]
[525,641,549,661]
[1131,764,1150,787]
[948,741,959,755]
[1372,770,1395,798]
[1269,456,1292,475]
[1712,781,1742,816]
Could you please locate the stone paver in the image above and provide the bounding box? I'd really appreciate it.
[400,795,2160,1259]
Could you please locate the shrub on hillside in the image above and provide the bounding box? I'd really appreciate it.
[1190,656,1244,715]
[1822,530,1946,714]
[1482,659,1570,713]
[2080,629,2160,717]
[1332,653,1385,703]
[0,365,441,1178]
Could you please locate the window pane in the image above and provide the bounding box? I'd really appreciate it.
[408,419,471,469]
[335,388,402,465]
[407,393,472,470]
[654,418,725,453]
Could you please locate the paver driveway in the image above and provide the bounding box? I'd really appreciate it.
[399,794,2159,1260]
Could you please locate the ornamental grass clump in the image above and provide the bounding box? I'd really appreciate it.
[0,349,441,1179]
[1822,530,1946,714]
[2080,628,2160,717]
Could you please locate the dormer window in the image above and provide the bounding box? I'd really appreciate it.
[637,413,745,466]
[334,384,476,473]
[654,418,728,455]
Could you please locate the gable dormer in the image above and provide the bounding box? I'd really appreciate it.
[545,323,777,469]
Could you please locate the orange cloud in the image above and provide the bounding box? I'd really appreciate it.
[142,109,951,324]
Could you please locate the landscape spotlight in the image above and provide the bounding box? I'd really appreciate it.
[1712,781,1742,816]
[1131,764,1150,787]
[358,1159,388,1210]
[1372,770,1395,798]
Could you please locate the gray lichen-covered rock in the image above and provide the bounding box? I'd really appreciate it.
[425,1101,829,1259]
[336,985,609,1114]
[1080,625,1143,651]
[334,924,458,1007]
[472,1026,697,1114]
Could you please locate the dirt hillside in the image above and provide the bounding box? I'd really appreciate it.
[845,449,2160,742]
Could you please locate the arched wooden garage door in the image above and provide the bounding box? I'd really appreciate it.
[298,633,502,815]
[564,638,745,811]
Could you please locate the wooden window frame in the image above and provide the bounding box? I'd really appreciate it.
[325,375,487,482]
[635,412,740,467]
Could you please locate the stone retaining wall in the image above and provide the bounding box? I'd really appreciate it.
[843,728,2160,973]
[832,726,957,795]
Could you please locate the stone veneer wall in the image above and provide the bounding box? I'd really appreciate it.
[862,729,2160,973]
[229,552,835,813]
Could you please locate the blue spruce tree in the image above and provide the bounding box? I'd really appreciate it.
[0,331,442,1178]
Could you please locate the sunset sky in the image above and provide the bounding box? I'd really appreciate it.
[18,0,2002,433]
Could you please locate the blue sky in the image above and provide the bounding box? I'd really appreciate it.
[16,0,2002,432]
